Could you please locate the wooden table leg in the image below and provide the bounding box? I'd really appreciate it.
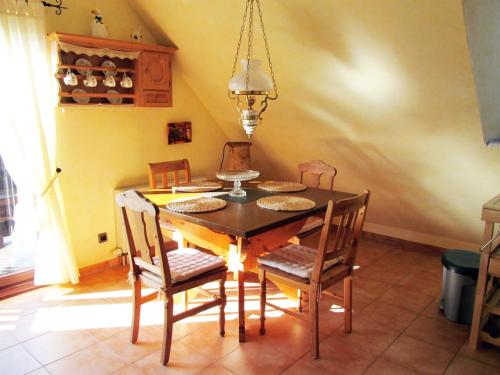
[238,269,246,342]
[235,237,247,342]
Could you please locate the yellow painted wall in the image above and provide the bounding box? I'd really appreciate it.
[132,0,499,250]
[45,0,228,267]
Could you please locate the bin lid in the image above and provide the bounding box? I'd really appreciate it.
[442,249,480,278]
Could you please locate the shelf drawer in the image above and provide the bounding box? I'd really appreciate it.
[141,90,172,107]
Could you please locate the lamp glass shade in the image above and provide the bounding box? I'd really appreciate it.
[229,59,273,93]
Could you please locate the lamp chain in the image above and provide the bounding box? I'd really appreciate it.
[245,0,254,91]
[230,0,251,81]
[256,0,278,98]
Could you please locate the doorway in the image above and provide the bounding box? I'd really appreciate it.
[0,155,36,296]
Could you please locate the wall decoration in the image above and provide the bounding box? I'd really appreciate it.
[168,122,192,145]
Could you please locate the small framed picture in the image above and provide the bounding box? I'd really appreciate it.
[168,122,192,145]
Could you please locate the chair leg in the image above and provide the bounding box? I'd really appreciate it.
[161,294,174,366]
[219,277,226,337]
[344,276,352,333]
[298,289,303,312]
[184,291,189,310]
[130,279,141,343]
[259,269,266,335]
[309,284,320,359]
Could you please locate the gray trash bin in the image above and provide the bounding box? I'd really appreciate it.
[440,249,480,325]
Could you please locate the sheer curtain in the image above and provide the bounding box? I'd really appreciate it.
[0,0,79,284]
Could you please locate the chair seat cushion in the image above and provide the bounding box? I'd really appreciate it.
[258,244,343,279]
[298,216,324,234]
[154,248,226,283]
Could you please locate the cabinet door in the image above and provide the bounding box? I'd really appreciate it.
[141,52,171,90]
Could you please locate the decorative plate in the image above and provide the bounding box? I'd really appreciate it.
[257,181,307,193]
[106,90,122,104]
[257,196,316,211]
[71,88,90,104]
[101,60,117,76]
[173,182,223,193]
[166,197,227,213]
[75,57,92,75]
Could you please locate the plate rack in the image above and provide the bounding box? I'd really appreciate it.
[49,32,177,107]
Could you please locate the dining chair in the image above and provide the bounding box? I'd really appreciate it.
[148,159,191,189]
[116,190,227,366]
[148,158,191,249]
[258,190,370,359]
[296,160,338,238]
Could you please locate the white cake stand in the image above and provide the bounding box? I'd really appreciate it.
[216,170,260,197]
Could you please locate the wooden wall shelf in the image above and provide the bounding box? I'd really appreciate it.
[49,32,178,107]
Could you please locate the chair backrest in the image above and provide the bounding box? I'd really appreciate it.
[148,159,191,188]
[116,190,172,288]
[311,190,371,283]
[220,142,252,171]
[298,160,337,191]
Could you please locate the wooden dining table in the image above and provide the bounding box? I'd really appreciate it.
[144,183,355,342]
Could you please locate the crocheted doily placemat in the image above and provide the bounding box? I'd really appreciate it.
[257,181,307,193]
[173,181,223,193]
[257,195,316,211]
[166,197,227,213]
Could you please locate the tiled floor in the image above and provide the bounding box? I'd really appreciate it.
[1,236,499,374]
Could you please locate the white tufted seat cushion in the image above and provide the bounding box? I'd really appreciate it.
[298,216,324,234]
[153,248,226,283]
[258,243,343,279]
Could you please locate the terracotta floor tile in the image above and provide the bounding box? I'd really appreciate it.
[180,323,240,362]
[357,265,405,285]
[421,297,448,322]
[0,344,41,375]
[134,341,213,374]
[378,285,434,313]
[404,315,468,352]
[23,329,97,365]
[113,365,145,375]
[46,342,126,375]
[245,314,315,358]
[352,274,395,299]
[9,312,49,343]
[444,355,500,375]
[382,334,455,375]
[101,328,162,364]
[359,299,418,332]
[0,330,18,350]
[26,368,51,375]
[194,364,235,375]
[459,341,500,369]
[328,317,399,355]
[289,336,378,375]
[364,357,420,375]
[397,270,442,297]
[216,340,298,375]
[2,239,498,374]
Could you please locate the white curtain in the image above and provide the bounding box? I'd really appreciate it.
[0,0,79,284]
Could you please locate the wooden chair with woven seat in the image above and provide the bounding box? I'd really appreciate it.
[295,160,338,239]
[258,190,370,359]
[116,190,227,366]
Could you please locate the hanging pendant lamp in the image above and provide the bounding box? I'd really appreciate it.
[228,0,278,138]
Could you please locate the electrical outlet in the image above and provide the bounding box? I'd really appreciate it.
[98,232,108,243]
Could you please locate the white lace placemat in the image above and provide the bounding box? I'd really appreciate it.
[172,181,223,193]
[166,197,227,213]
[257,196,316,211]
[257,181,307,193]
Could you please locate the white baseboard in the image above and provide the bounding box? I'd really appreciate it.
[363,222,480,251]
